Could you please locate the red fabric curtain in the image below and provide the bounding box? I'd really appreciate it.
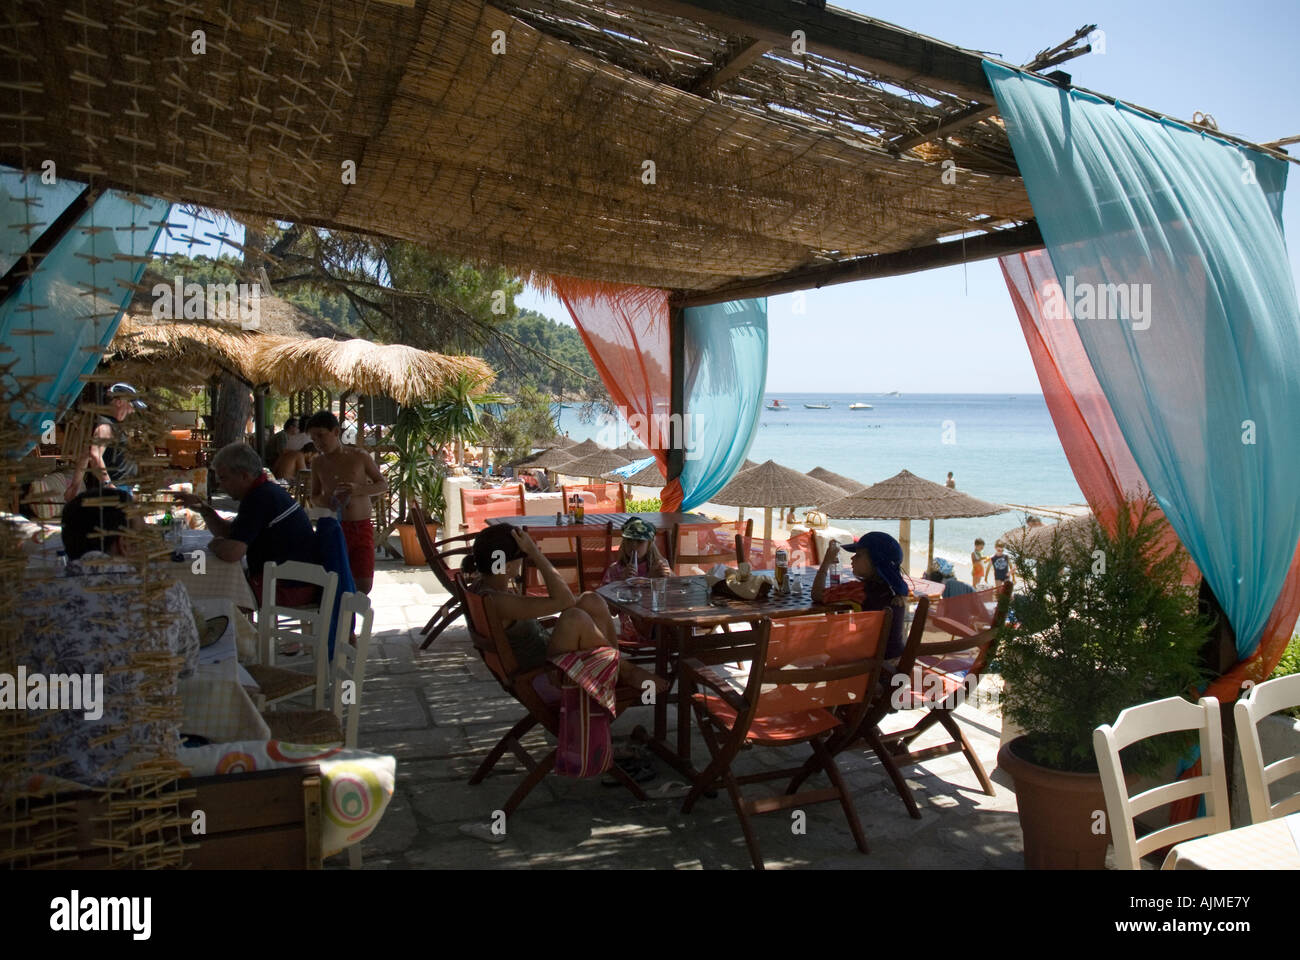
[548,278,681,510]
[1002,249,1300,694]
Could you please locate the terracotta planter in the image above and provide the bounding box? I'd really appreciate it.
[396,521,439,567]
[997,736,1115,869]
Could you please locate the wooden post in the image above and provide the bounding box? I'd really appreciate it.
[928,518,936,571]
[899,518,912,575]
[763,506,773,544]
[666,304,686,503]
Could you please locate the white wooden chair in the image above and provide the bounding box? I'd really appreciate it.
[1233,673,1300,823]
[262,593,375,750]
[260,592,374,870]
[1093,696,1230,870]
[248,561,338,710]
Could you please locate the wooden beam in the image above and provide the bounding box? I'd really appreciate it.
[0,184,100,310]
[890,103,998,154]
[667,304,686,487]
[630,0,998,105]
[688,38,773,95]
[674,221,1043,306]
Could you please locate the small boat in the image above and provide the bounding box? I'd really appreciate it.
[765,400,788,411]
[848,402,873,410]
[884,391,901,397]
[803,402,830,409]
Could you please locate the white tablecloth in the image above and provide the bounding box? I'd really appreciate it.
[166,529,258,610]
[1162,812,1300,869]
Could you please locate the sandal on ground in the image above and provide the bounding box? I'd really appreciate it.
[644,780,692,800]
[601,756,657,786]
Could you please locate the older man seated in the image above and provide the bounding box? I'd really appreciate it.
[175,442,321,606]
[17,490,200,786]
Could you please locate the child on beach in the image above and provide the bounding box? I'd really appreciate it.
[989,540,1012,589]
[306,410,387,594]
[971,538,987,586]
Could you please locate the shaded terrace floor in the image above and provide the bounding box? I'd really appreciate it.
[332,559,1026,869]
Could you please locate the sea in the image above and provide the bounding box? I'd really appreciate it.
[554,393,1084,572]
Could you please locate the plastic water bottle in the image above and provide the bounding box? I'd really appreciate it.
[829,553,841,587]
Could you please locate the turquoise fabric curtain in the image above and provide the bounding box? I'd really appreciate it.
[984,63,1300,655]
[0,168,169,453]
[678,298,767,510]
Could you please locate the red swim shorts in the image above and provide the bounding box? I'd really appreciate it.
[341,518,376,583]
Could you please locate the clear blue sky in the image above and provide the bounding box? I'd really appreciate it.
[518,0,1300,393]
[159,0,1300,394]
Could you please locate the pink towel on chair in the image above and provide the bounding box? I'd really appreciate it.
[550,646,620,715]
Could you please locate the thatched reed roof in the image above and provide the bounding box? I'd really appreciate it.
[711,459,844,508]
[107,292,492,402]
[604,458,666,488]
[807,466,868,495]
[824,469,1006,520]
[2,1,1058,296]
[559,449,631,479]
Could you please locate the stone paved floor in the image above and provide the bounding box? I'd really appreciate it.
[330,559,1025,869]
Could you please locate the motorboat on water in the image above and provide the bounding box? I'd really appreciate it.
[804,402,830,409]
[765,400,789,410]
[848,402,873,410]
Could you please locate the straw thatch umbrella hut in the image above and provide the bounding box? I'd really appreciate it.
[807,466,868,495]
[563,438,605,460]
[510,445,577,491]
[823,469,1006,573]
[559,448,631,481]
[710,460,845,542]
[1002,511,1095,555]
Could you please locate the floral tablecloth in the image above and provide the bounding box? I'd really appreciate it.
[180,740,396,856]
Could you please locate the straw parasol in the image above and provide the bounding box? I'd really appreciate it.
[550,435,579,449]
[710,459,846,542]
[823,469,1007,573]
[563,438,605,460]
[511,446,576,470]
[1002,511,1095,554]
[806,466,868,495]
[558,448,631,481]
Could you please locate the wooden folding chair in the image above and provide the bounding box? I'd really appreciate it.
[411,507,473,650]
[678,608,891,870]
[871,585,1008,801]
[459,485,525,534]
[560,481,625,514]
[670,519,751,575]
[458,574,648,814]
[518,521,614,596]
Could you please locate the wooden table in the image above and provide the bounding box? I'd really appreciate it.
[486,511,716,533]
[597,575,826,776]
[1162,812,1300,870]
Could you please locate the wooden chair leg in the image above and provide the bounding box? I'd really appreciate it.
[865,727,921,819]
[469,715,538,784]
[502,749,556,817]
[937,710,996,795]
[608,762,649,801]
[812,736,869,854]
[727,772,765,871]
[419,599,463,650]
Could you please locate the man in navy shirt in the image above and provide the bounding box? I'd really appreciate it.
[176,442,321,605]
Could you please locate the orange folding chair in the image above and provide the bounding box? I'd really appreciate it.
[678,608,891,870]
[458,574,647,813]
[670,519,751,575]
[411,508,473,650]
[518,521,615,596]
[459,485,526,534]
[560,482,625,514]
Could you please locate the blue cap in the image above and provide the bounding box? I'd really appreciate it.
[839,531,908,597]
[934,557,954,577]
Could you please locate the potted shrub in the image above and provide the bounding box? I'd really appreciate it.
[387,403,446,566]
[994,493,1209,868]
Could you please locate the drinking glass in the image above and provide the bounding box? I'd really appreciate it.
[650,577,667,610]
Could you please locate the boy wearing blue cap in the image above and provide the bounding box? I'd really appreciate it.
[812,531,909,658]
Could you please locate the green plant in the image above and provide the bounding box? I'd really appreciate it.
[387,404,446,523]
[1269,633,1300,719]
[996,493,1210,774]
[627,496,662,512]
[426,370,507,465]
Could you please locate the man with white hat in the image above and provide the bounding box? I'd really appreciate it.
[65,382,146,502]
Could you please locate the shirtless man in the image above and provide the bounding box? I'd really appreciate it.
[304,410,387,593]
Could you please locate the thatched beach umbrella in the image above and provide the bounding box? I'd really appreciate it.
[559,448,631,481]
[512,446,575,470]
[563,438,605,460]
[710,459,845,542]
[1002,511,1094,554]
[823,469,1006,573]
[807,466,868,495]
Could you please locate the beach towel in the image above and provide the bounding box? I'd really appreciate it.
[314,515,357,660]
[550,647,620,778]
